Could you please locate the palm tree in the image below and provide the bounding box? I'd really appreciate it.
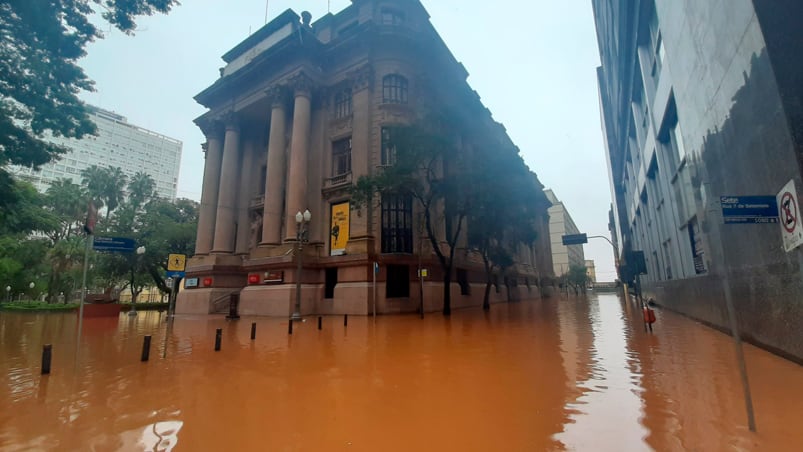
[103,166,127,221]
[80,165,107,212]
[127,171,156,209]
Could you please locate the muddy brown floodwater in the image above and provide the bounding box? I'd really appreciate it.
[2,293,803,451]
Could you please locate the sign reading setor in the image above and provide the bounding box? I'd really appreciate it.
[720,196,779,224]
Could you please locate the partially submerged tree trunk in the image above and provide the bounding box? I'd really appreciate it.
[482,253,492,311]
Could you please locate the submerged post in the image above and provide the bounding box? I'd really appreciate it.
[288,319,293,335]
[344,314,348,327]
[251,322,257,340]
[318,316,322,330]
[214,328,222,351]
[141,335,151,362]
[41,344,52,375]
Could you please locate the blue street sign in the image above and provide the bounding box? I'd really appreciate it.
[93,236,136,252]
[721,196,779,224]
[166,270,186,279]
[562,233,588,245]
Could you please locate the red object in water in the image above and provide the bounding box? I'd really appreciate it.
[202,277,213,287]
[643,307,656,324]
[81,303,122,318]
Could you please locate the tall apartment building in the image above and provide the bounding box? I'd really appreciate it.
[179,1,553,316]
[593,0,803,360]
[10,105,183,200]
[545,189,585,278]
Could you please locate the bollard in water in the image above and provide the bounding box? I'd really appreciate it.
[318,316,322,330]
[344,314,348,327]
[215,328,222,351]
[141,335,151,362]
[41,344,52,375]
[251,322,256,340]
[288,319,293,335]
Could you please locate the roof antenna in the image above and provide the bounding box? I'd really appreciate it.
[328,0,331,13]
[264,0,269,24]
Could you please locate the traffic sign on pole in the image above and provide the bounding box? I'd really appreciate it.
[777,179,803,252]
[562,233,588,246]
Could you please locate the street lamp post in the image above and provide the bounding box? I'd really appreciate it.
[129,246,146,317]
[28,282,35,303]
[292,209,311,321]
[5,285,10,302]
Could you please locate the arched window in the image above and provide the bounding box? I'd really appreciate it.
[382,74,408,104]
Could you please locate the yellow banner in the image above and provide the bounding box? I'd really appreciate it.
[330,202,350,255]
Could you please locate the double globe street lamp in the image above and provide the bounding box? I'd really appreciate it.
[292,209,311,321]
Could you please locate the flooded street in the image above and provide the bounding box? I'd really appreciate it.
[2,293,803,451]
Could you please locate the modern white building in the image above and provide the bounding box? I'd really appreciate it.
[545,189,585,277]
[10,105,182,200]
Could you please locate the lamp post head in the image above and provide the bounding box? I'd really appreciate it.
[29,282,35,289]
[136,246,146,255]
[303,209,311,222]
[295,211,303,224]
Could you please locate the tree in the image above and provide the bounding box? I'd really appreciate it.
[467,147,542,310]
[352,117,472,315]
[45,178,85,241]
[0,0,178,184]
[80,165,128,222]
[103,166,127,220]
[127,171,157,210]
[566,264,590,295]
[0,179,58,236]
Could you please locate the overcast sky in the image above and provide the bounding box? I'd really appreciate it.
[79,0,616,282]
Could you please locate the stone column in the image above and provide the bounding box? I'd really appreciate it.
[211,116,241,253]
[284,73,314,241]
[194,124,223,255]
[235,139,256,255]
[261,87,288,245]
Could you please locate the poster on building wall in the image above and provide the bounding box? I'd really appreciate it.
[777,179,803,252]
[330,202,350,256]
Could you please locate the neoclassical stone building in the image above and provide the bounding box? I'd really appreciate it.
[178,0,553,316]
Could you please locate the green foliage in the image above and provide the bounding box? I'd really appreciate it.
[467,143,543,308]
[352,115,479,315]
[0,0,177,226]
[566,264,590,293]
[0,179,58,236]
[80,164,128,222]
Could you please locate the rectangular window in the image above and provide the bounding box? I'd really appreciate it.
[381,193,412,253]
[334,88,352,119]
[381,8,405,25]
[386,265,410,298]
[381,127,396,166]
[332,137,352,177]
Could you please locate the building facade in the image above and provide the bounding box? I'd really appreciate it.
[545,189,586,278]
[585,260,596,283]
[179,0,553,316]
[593,0,803,360]
[9,105,182,200]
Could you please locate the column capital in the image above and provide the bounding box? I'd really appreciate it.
[348,63,374,92]
[265,85,291,109]
[288,71,315,97]
[220,111,240,132]
[196,117,224,140]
